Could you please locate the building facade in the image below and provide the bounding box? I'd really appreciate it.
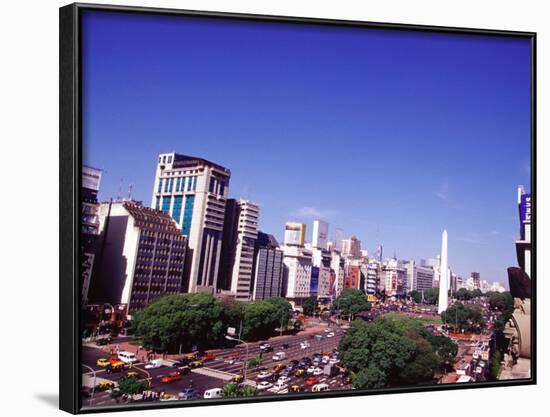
[252,233,284,300]
[218,199,259,300]
[91,201,187,315]
[284,222,306,247]
[341,236,361,258]
[311,220,328,249]
[283,246,312,299]
[151,153,230,293]
[81,165,102,307]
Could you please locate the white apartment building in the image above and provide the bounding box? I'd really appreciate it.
[283,246,312,299]
[229,200,259,300]
[151,153,230,293]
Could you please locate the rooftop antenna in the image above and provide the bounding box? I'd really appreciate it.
[127,183,133,201]
[116,177,124,201]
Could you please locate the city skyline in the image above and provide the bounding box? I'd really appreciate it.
[81,11,531,284]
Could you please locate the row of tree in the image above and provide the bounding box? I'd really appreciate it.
[338,316,457,389]
[409,287,498,305]
[133,293,293,353]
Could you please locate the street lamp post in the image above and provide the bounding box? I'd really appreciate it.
[82,364,96,407]
[225,335,249,382]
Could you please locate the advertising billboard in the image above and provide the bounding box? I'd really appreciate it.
[82,165,102,192]
[312,220,329,249]
[284,222,306,246]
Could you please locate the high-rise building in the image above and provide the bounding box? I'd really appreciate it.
[382,258,407,297]
[284,222,306,247]
[81,165,102,306]
[330,250,345,297]
[311,247,332,298]
[218,199,259,300]
[406,260,435,292]
[312,220,329,249]
[151,153,230,293]
[283,246,312,299]
[365,261,380,295]
[341,236,361,258]
[516,185,532,277]
[471,272,481,290]
[252,232,284,300]
[91,201,187,315]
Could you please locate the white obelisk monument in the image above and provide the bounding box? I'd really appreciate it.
[438,229,449,314]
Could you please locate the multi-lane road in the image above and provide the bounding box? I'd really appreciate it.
[81,321,351,407]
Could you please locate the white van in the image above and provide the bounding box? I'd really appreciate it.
[312,383,330,393]
[272,351,286,361]
[117,351,137,364]
[203,388,223,399]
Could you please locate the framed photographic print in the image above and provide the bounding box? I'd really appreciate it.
[59,2,536,414]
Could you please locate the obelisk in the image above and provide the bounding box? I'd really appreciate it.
[438,229,449,314]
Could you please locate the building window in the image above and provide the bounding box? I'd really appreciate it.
[182,195,195,236]
[172,196,183,225]
[161,196,171,214]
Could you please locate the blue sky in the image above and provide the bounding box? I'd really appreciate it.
[81,11,531,285]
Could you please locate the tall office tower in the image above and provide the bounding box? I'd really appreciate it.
[151,153,230,293]
[406,260,435,292]
[218,199,259,300]
[330,250,345,297]
[252,232,284,300]
[471,272,481,290]
[365,261,380,295]
[81,165,102,307]
[516,185,532,277]
[312,220,329,249]
[283,246,312,300]
[333,229,344,252]
[341,236,362,258]
[284,222,306,247]
[91,201,187,315]
[311,247,332,298]
[438,230,449,314]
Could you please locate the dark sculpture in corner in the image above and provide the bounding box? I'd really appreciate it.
[504,266,531,362]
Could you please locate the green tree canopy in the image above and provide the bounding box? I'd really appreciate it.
[441,302,485,332]
[117,376,147,397]
[222,383,257,398]
[333,288,371,319]
[241,300,278,340]
[133,293,225,352]
[302,295,318,316]
[265,297,293,327]
[423,288,439,305]
[425,332,458,370]
[338,316,438,389]
[488,292,514,314]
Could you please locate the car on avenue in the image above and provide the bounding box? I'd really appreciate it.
[96,358,110,368]
[161,371,182,383]
[256,381,273,391]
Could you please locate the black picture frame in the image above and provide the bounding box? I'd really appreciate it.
[60,3,537,414]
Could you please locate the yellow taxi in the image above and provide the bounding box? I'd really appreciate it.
[96,358,110,368]
[291,384,302,393]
